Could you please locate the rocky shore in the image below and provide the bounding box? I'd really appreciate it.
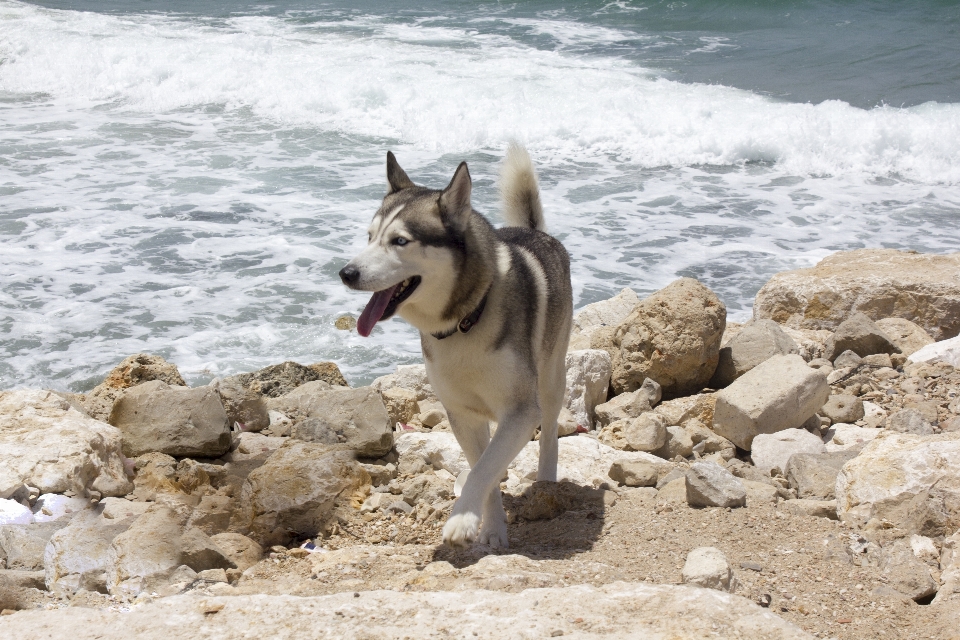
[2,248,960,639]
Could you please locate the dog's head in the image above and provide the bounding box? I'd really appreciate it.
[340,152,473,336]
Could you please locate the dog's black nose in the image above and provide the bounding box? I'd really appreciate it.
[339,264,360,285]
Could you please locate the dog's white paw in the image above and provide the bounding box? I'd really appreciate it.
[477,517,509,549]
[442,512,480,548]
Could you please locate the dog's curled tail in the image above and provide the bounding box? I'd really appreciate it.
[499,142,546,232]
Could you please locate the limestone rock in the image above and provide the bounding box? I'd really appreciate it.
[594,378,661,428]
[608,459,664,487]
[270,384,392,458]
[654,425,694,460]
[510,435,665,489]
[833,350,862,369]
[878,539,939,602]
[0,390,133,500]
[225,361,347,399]
[598,278,726,397]
[214,379,269,433]
[31,494,90,523]
[908,335,960,368]
[208,533,262,572]
[109,381,231,458]
[106,505,235,598]
[875,318,935,357]
[751,428,826,475]
[685,462,747,508]
[778,499,838,520]
[709,319,798,389]
[653,393,716,428]
[836,431,960,536]
[713,355,829,451]
[82,354,186,422]
[824,313,900,361]
[684,420,736,460]
[743,480,778,506]
[186,495,233,535]
[753,249,960,341]
[820,394,864,424]
[371,364,436,402]
[563,349,612,429]
[381,387,419,426]
[624,413,668,452]
[237,443,369,546]
[682,547,736,592]
[568,287,640,351]
[785,449,860,500]
[0,520,70,570]
[0,582,815,639]
[885,408,934,436]
[394,432,469,476]
[401,474,453,506]
[44,507,137,597]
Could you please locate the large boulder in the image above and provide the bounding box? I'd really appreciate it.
[0,390,133,500]
[568,288,640,351]
[595,278,725,397]
[0,583,815,639]
[82,354,186,422]
[236,442,369,546]
[271,384,393,458]
[753,249,960,341]
[563,350,612,430]
[835,431,960,536]
[109,381,232,458]
[823,313,900,361]
[684,462,747,508]
[712,355,829,451]
[709,319,798,389]
[214,378,270,433]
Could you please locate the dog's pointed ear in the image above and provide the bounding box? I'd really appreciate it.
[439,161,472,231]
[386,151,414,193]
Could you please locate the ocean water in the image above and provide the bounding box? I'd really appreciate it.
[2,0,959,390]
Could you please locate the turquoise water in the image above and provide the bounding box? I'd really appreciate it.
[2,0,959,390]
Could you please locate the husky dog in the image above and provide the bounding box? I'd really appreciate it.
[339,144,572,548]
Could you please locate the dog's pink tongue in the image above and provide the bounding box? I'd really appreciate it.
[357,285,399,337]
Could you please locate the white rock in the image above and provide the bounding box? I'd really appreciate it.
[509,435,664,489]
[563,349,612,429]
[31,494,91,523]
[934,531,960,604]
[0,498,33,525]
[821,423,880,452]
[360,493,396,514]
[836,431,960,535]
[751,428,826,474]
[0,581,813,639]
[713,355,830,450]
[909,535,940,566]
[371,364,436,402]
[568,288,640,350]
[394,432,469,476]
[0,390,133,500]
[682,547,736,592]
[861,401,887,428]
[907,335,960,368]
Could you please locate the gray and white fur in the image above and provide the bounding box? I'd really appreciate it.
[339,143,573,548]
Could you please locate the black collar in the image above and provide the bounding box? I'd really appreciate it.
[431,290,489,340]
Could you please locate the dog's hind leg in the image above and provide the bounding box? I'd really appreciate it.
[536,355,566,482]
[444,402,540,548]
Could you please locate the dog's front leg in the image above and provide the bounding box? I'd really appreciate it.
[443,403,540,548]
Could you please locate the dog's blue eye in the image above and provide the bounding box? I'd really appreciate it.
[393,237,409,246]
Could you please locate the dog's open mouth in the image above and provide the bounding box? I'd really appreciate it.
[357,276,421,337]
